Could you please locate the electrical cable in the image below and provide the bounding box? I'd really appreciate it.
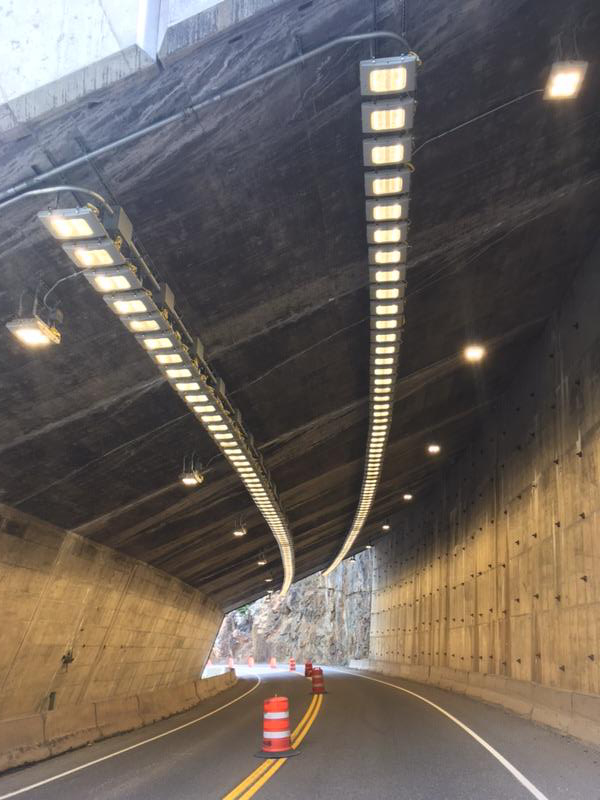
[42,271,82,309]
[413,88,543,156]
[0,185,114,214]
[0,30,411,208]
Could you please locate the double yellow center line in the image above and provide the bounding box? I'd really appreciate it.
[223,693,323,800]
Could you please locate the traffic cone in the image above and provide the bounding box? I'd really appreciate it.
[304,660,313,677]
[289,658,296,672]
[248,656,255,668]
[257,696,297,758]
[269,657,276,669]
[227,656,234,669]
[311,667,325,694]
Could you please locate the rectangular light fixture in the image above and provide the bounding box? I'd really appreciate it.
[363,138,412,169]
[120,311,169,333]
[83,265,143,294]
[154,352,183,365]
[62,239,125,269]
[370,266,406,284]
[104,290,154,316]
[135,332,179,351]
[366,222,408,244]
[38,207,108,240]
[361,98,416,133]
[544,61,588,100]
[359,55,418,96]
[368,244,407,265]
[364,168,411,196]
[366,198,409,222]
[6,316,61,347]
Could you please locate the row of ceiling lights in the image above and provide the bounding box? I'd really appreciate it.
[330,57,587,567]
[17,204,295,594]
[323,54,419,576]
[3,54,588,590]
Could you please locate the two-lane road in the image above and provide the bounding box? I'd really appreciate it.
[0,667,598,799]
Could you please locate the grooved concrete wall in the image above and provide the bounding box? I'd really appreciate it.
[369,239,600,698]
[0,505,223,719]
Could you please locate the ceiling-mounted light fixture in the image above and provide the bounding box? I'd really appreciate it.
[382,521,391,531]
[180,453,204,487]
[544,61,588,100]
[6,314,61,347]
[5,286,63,348]
[257,552,267,566]
[402,493,413,501]
[359,55,418,96]
[427,443,441,455]
[233,522,247,538]
[265,573,273,583]
[463,343,486,363]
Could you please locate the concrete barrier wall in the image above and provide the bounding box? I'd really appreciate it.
[0,670,236,773]
[0,505,223,719]
[367,243,600,744]
[361,661,600,747]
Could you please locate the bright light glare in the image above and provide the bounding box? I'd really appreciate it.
[369,66,407,93]
[155,353,182,364]
[371,143,404,165]
[373,226,401,243]
[49,217,93,239]
[463,344,486,362]
[371,107,405,131]
[427,443,441,455]
[373,175,403,195]
[93,274,131,292]
[374,249,401,264]
[113,299,148,315]
[143,337,173,350]
[403,493,413,501]
[73,246,114,267]
[544,62,587,99]
[373,203,403,221]
[128,319,160,332]
[375,269,401,282]
[7,317,60,347]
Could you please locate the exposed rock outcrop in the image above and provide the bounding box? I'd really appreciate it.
[213,550,372,665]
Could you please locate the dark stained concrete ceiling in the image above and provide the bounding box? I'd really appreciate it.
[0,0,599,610]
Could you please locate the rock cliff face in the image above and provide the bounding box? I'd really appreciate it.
[213,550,372,665]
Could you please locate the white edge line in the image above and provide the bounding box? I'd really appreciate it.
[0,674,262,800]
[335,668,550,800]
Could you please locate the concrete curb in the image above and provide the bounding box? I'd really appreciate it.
[352,661,600,749]
[0,671,236,773]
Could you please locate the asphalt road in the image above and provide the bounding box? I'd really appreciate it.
[0,666,598,800]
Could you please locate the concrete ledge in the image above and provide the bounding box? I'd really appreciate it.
[45,704,101,755]
[0,671,237,773]
[0,714,50,772]
[95,695,144,737]
[362,661,600,749]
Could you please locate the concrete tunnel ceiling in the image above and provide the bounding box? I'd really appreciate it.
[0,0,598,611]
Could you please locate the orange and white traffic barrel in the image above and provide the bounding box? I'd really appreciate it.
[248,656,255,668]
[269,657,276,669]
[289,658,296,671]
[311,667,325,694]
[304,660,313,677]
[258,696,296,758]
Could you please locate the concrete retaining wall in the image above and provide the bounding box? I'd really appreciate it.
[0,670,236,773]
[0,505,223,719]
[368,240,600,746]
[361,661,600,748]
